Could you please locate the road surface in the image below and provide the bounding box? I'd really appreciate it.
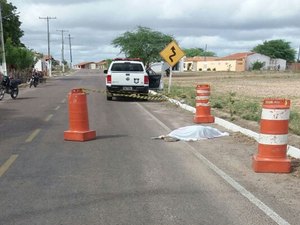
[0,70,299,225]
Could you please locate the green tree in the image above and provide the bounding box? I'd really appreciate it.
[183,48,216,57]
[252,39,296,62]
[0,1,34,72]
[5,38,35,70]
[112,26,173,66]
[1,0,23,46]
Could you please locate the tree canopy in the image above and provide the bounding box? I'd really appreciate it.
[1,0,23,46]
[112,26,173,66]
[0,0,35,72]
[183,47,216,57]
[252,39,296,62]
[5,38,35,70]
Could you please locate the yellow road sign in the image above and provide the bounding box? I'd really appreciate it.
[160,41,185,67]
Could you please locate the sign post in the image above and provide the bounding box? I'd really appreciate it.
[160,40,185,93]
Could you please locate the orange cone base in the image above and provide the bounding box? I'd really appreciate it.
[64,130,96,142]
[194,115,215,124]
[252,155,291,173]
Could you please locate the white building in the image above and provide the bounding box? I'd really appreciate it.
[246,53,286,71]
[34,59,47,72]
[184,53,287,72]
[150,58,185,74]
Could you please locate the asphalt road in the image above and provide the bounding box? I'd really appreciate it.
[0,70,299,225]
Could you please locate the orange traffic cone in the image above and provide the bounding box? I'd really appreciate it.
[194,84,214,123]
[252,99,291,173]
[64,88,96,141]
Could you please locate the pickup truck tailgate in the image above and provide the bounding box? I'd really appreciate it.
[111,72,145,86]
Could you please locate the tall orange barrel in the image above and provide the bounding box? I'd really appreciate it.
[64,88,96,141]
[194,84,214,123]
[252,99,291,173]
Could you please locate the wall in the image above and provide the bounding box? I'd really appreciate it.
[34,59,47,72]
[235,59,246,72]
[195,60,237,72]
[269,58,286,70]
[246,53,270,70]
[247,53,286,71]
[89,63,96,69]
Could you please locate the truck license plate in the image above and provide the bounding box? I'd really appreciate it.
[123,87,132,91]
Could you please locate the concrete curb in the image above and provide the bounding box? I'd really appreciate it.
[152,91,300,159]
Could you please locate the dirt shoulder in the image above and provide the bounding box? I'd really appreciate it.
[143,100,300,224]
[166,71,300,177]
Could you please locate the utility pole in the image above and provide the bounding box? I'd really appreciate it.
[68,34,74,69]
[0,5,7,76]
[204,44,207,61]
[39,16,56,77]
[57,29,68,73]
[298,45,300,62]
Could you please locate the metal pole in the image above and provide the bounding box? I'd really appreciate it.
[168,66,172,93]
[298,45,300,62]
[68,34,73,69]
[57,29,68,73]
[47,18,51,77]
[39,16,56,77]
[62,31,64,73]
[0,5,7,76]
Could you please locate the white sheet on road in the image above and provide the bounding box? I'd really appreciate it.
[167,125,229,141]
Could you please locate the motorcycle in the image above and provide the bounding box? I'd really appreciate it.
[28,74,39,88]
[0,75,21,100]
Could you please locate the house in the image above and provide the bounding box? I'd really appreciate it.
[74,62,96,70]
[216,52,253,72]
[34,59,47,72]
[183,56,219,72]
[150,59,185,74]
[184,52,286,72]
[246,53,286,71]
[96,60,108,70]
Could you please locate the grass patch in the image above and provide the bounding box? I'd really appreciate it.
[290,111,300,135]
[164,84,300,135]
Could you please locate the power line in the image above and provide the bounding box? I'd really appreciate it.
[39,16,56,77]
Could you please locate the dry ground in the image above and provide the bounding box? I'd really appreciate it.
[170,71,300,111]
[166,70,300,176]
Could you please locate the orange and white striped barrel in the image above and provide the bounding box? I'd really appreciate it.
[64,88,96,142]
[252,99,291,173]
[194,84,214,123]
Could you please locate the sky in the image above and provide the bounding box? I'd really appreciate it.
[11,0,300,65]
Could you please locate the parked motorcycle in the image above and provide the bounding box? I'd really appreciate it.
[28,74,39,88]
[0,75,21,100]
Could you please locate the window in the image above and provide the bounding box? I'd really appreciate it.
[111,63,143,72]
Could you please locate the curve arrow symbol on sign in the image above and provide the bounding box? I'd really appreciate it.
[169,46,176,62]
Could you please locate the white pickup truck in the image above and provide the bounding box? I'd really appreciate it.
[104,58,162,100]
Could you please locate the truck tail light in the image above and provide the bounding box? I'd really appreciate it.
[144,75,149,85]
[106,74,111,84]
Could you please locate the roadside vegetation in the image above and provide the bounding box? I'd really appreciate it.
[1,0,36,81]
[162,72,300,135]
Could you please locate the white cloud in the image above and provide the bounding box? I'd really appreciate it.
[10,0,300,63]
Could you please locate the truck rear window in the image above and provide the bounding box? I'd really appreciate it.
[111,63,143,72]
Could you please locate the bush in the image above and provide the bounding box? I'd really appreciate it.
[251,61,265,70]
